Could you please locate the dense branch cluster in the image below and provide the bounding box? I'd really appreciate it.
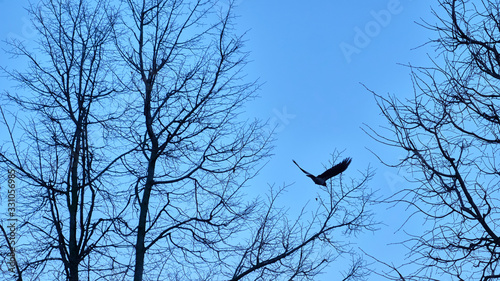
[368,0,500,280]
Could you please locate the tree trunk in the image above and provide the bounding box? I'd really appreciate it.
[69,130,81,281]
[134,159,156,281]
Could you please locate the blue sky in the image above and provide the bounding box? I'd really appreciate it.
[0,0,441,279]
[234,0,437,279]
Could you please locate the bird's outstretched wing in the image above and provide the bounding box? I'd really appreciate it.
[293,160,314,177]
[318,158,352,180]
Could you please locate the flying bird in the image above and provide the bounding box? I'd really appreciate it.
[293,158,352,186]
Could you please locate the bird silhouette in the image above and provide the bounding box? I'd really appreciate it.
[293,158,352,186]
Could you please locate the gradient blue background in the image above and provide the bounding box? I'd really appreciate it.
[0,0,439,279]
[234,1,435,278]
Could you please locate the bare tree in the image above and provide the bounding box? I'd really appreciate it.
[113,0,272,279]
[228,154,375,281]
[366,0,500,279]
[113,0,376,280]
[0,0,124,280]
